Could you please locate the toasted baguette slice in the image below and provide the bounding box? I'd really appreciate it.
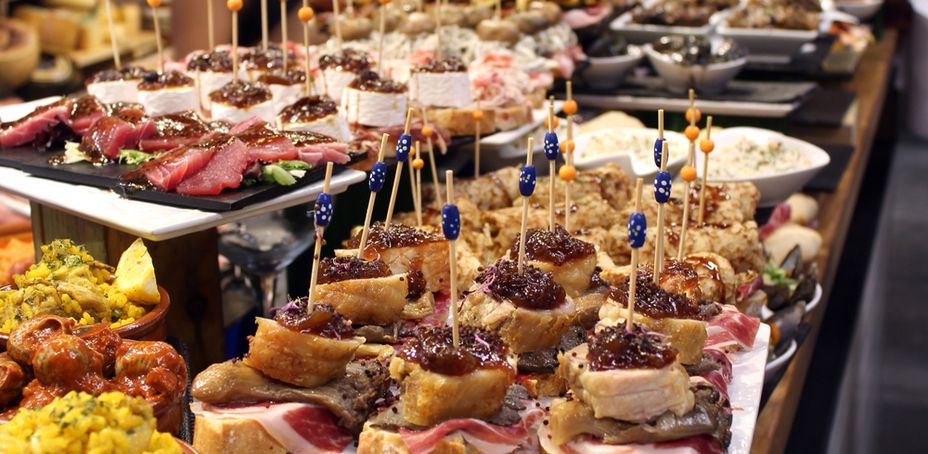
[598,303,707,365]
[418,106,496,137]
[193,415,287,454]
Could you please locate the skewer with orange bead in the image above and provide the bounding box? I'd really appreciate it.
[299,4,315,95]
[384,108,414,230]
[697,116,714,224]
[626,177,645,329]
[543,100,559,231]
[148,0,166,73]
[473,104,484,177]
[227,0,242,81]
[421,108,442,211]
[677,91,701,259]
[409,141,424,227]
[561,81,578,231]
[307,162,335,303]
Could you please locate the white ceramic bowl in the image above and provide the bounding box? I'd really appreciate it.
[573,127,689,179]
[580,46,643,90]
[643,44,746,94]
[696,127,830,207]
[609,2,729,44]
[765,339,797,379]
[835,0,883,20]
[716,6,820,59]
[760,283,822,320]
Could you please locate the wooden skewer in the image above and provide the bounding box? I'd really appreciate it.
[377,0,389,74]
[564,81,575,232]
[300,4,314,95]
[658,108,664,141]
[307,162,335,304]
[260,0,269,50]
[281,0,288,72]
[207,0,216,50]
[422,108,442,211]
[384,108,414,230]
[698,115,714,224]
[446,170,460,347]
[653,141,668,283]
[409,141,423,227]
[495,0,501,20]
[547,102,556,231]
[332,0,343,50]
[474,102,482,177]
[627,177,643,330]
[435,0,443,60]
[104,0,121,69]
[517,137,534,274]
[678,90,699,259]
[149,0,165,73]
[227,0,242,81]
[357,133,389,258]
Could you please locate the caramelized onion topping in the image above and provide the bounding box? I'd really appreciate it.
[418,57,467,73]
[186,50,234,72]
[137,71,194,91]
[318,256,390,284]
[274,301,355,338]
[319,49,371,72]
[474,259,566,310]
[397,326,512,376]
[588,325,677,371]
[87,66,147,83]
[279,95,339,123]
[209,80,272,108]
[609,271,715,321]
[347,71,407,93]
[406,270,427,300]
[509,225,595,266]
[345,222,443,250]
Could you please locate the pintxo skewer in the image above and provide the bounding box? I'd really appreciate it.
[104,0,121,69]
[411,141,425,227]
[698,115,715,224]
[356,133,390,258]
[561,81,578,231]
[678,90,701,259]
[517,137,536,274]
[148,0,165,73]
[332,0,344,50]
[443,170,462,346]
[421,108,442,210]
[207,0,215,50]
[299,4,315,95]
[377,0,390,74]
[260,0,269,50]
[626,177,645,330]
[543,102,559,231]
[307,162,336,304]
[473,104,483,177]
[384,108,415,230]
[280,0,289,72]
[653,141,671,282]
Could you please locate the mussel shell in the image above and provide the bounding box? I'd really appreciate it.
[764,283,791,312]
[770,301,805,352]
[779,244,803,277]
[586,31,629,58]
[791,272,817,305]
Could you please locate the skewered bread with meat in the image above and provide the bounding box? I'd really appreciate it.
[243,304,364,388]
[509,225,598,296]
[343,222,450,293]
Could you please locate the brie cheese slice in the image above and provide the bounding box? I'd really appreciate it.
[212,99,277,124]
[340,87,408,128]
[138,86,199,116]
[410,71,474,108]
[281,113,352,142]
[87,80,140,104]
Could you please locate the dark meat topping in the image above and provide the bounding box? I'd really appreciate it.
[406,270,426,300]
[106,102,146,123]
[508,225,595,266]
[208,80,272,108]
[86,66,147,83]
[397,326,513,376]
[609,271,716,320]
[151,111,210,139]
[417,57,467,73]
[241,47,286,71]
[274,300,355,338]
[347,70,407,93]
[345,222,443,250]
[71,95,104,118]
[588,325,677,371]
[474,259,566,310]
[279,95,339,123]
[319,49,371,72]
[137,70,194,90]
[258,67,307,86]
[186,50,234,72]
[318,256,391,284]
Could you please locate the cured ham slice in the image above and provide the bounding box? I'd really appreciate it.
[139,110,212,152]
[286,131,350,165]
[400,419,530,454]
[79,116,156,161]
[175,136,249,196]
[191,401,353,454]
[68,95,106,135]
[693,348,733,400]
[705,305,761,353]
[234,120,298,163]
[539,426,723,454]
[0,98,72,148]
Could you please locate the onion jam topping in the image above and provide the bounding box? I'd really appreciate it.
[186,50,234,72]
[345,222,443,250]
[209,80,272,108]
[279,95,339,123]
[588,325,677,371]
[318,256,391,284]
[347,71,407,93]
[406,270,427,300]
[241,47,286,71]
[87,66,147,84]
[474,259,566,310]
[137,70,194,91]
[609,271,717,321]
[71,95,103,118]
[508,225,595,266]
[319,49,371,73]
[258,67,307,86]
[397,326,513,376]
[418,57,467,73]
[274,300,354,339]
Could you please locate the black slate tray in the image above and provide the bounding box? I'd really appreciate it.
[0,148,361,212]
[591,75,819,104]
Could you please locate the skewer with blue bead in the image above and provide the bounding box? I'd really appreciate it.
[443,170,462,347]
[308,162,335,304]
[383,108,415,231]
[544,101,559,231]
[517,137,536,274]
[653,140,671,283]
[627,177,645,330]
[654,109,664,168]
[356,133,390,259]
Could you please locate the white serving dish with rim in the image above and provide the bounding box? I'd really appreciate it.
[573,127,689,179]
[696,127,830,207]
[643,43,747,94]
[579,45,644,90]
[835,0,883,20]
[609,0,733,44]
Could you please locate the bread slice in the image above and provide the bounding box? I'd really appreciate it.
[493,104,533,131]
[417,106,496,137]
[193,415,287,454]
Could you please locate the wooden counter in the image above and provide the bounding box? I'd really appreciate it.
[750,29,899,454]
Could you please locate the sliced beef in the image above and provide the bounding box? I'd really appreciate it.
[139,110,211,152]
[79,116,155,162]
[0,98,73,148]
[69,95,106,135]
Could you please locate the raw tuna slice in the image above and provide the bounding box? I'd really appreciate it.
[69,95,106,135]
[175,136,250,195]
[228,117,264,135]
[233,120,298,162]
[124,136,227,190]
[139,110,212,152]
[79,115,156,161]
[286,130,349,165]
[0,98,73,148]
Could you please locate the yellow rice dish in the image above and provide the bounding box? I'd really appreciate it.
[0,391,180,454]
[0,239,160,334]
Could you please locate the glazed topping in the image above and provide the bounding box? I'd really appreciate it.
[474,259,566,310]
[258,68,307,86]
[397,326,512,376]
[345,222,443,250]
[274,301,355,338]
[87,66,147,84]
[285,130,338,146]
[406,270,427,300]
[587,325,677,371]
[137,71,194,91]
[347,71,407,93]
[319,49,371,72]
[151,111,210,139]
[318,256,390,284]
[108,103,147,124]
[279,95,339,123]
[609,272,714,320]
[241,48,285,71]
[418,57,467,73]
[508,225,595,266]
[208,80,272,108]
[71,95,104,118]
[186,50,234,72]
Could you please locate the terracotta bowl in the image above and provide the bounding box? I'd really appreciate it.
[0,19,39,90]
[0,286,172,349]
